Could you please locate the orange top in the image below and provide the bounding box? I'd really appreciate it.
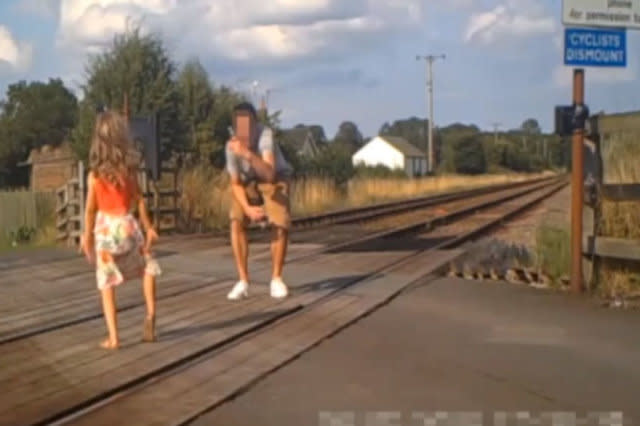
[94,174,137,215]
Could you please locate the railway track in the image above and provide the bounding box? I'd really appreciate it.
[159,175,558,250]
[0,175,567,425]
[0,175,562,345]
[0,176,555,272]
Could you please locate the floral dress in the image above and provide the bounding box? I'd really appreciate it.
[93,211,161,290]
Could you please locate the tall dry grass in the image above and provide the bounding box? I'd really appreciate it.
[346,172,552,206]
[600,133,640,239]
[289,178,342,216]
[178,164,552,232]
[535,223,570,286]
[597,132,640,298]
[179,164,232,231]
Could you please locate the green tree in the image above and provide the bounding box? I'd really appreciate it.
[379,117,428,152]
[71,27,184,162]
[307,125,327,145]
[436,123,480,173]
[178,59,214,153]
[521,118,542,135]
[333,121,364,154]
[453,135,486,174]
[298,142,354,185]
[0,79,77,157]
[0,78,78,186]
[207,85,247,168]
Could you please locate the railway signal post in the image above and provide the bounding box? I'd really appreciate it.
[561,0,635,293]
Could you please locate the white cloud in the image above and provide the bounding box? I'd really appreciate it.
[464,0,555,45]
[552,65,636,88]
[55,0,423,61]
[0,26,33,71]
[58,0,176,48]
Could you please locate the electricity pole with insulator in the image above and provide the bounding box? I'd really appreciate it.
[417,54,445,174]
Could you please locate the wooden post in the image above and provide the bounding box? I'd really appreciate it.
[173,168,179,232]
[571,69,585,294]
[152,179,160,231]
[123,92,130,121]
[78,160,85,236]
[582,137,596,292]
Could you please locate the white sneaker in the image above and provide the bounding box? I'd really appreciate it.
[270,278,289,299]
[227,280,249,300]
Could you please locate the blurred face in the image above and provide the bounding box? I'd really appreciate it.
[234,112,253,146]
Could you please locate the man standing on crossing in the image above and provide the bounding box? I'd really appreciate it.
[224,102,293,300]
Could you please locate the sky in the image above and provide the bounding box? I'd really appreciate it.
[0,0,638,139]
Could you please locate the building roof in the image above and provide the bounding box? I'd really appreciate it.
[379,136,426,158]
[21,141,76,166]
[280,127,310,149]
[280,127,319,156]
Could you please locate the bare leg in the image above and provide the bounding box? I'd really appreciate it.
[231,220,250,282]
[271,226,288,279]
[100,287,119,349]
[143,273,156,317]
[142,273,156,342]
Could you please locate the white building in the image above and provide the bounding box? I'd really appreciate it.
[352,136,428,177]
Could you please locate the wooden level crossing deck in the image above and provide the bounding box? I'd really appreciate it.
[0,236,461,425]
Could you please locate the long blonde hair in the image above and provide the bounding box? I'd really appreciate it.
[89,110,134,187]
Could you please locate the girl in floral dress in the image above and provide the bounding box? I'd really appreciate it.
[80,111,161,350]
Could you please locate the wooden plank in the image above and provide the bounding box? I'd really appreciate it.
[0,242,406,347]
[142,191,179,198]
[153,207,179,215]
[56,202,69,214]
[0,284,234,385]
[583,236,640,262]
[0,245,356,334]
[0,275,230,343]
[0,252,385,424]
[0,293,297,425]
[64,250,460,425]
[0,249,248,334]
[0,248,78,272]
[597,111,640,134]
[582,204,596,290]
[600,184,640,201]
[70,294,362,426]
[0,246,246,316]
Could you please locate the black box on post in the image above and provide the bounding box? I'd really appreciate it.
[129,114,160,181]
[555,105,574,137]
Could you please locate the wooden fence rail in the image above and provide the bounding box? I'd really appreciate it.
[55,161,180,247]
[56,177,83,247]
[581,113,640,289]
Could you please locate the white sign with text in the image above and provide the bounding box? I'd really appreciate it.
[563,0,640,30]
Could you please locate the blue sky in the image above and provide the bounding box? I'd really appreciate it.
[0,0,638,139]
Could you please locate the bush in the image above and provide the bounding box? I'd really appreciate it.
[354,164,406,179]
[454,136,486,174]
[296,143,355,185]
[535,224,570,284]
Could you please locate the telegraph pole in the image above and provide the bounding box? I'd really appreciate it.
[251,80,260,105]
[491,122,501,145]
[417,54,445,174]
[264,87,284,109]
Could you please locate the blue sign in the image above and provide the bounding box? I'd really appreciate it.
[564,27,626,68]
